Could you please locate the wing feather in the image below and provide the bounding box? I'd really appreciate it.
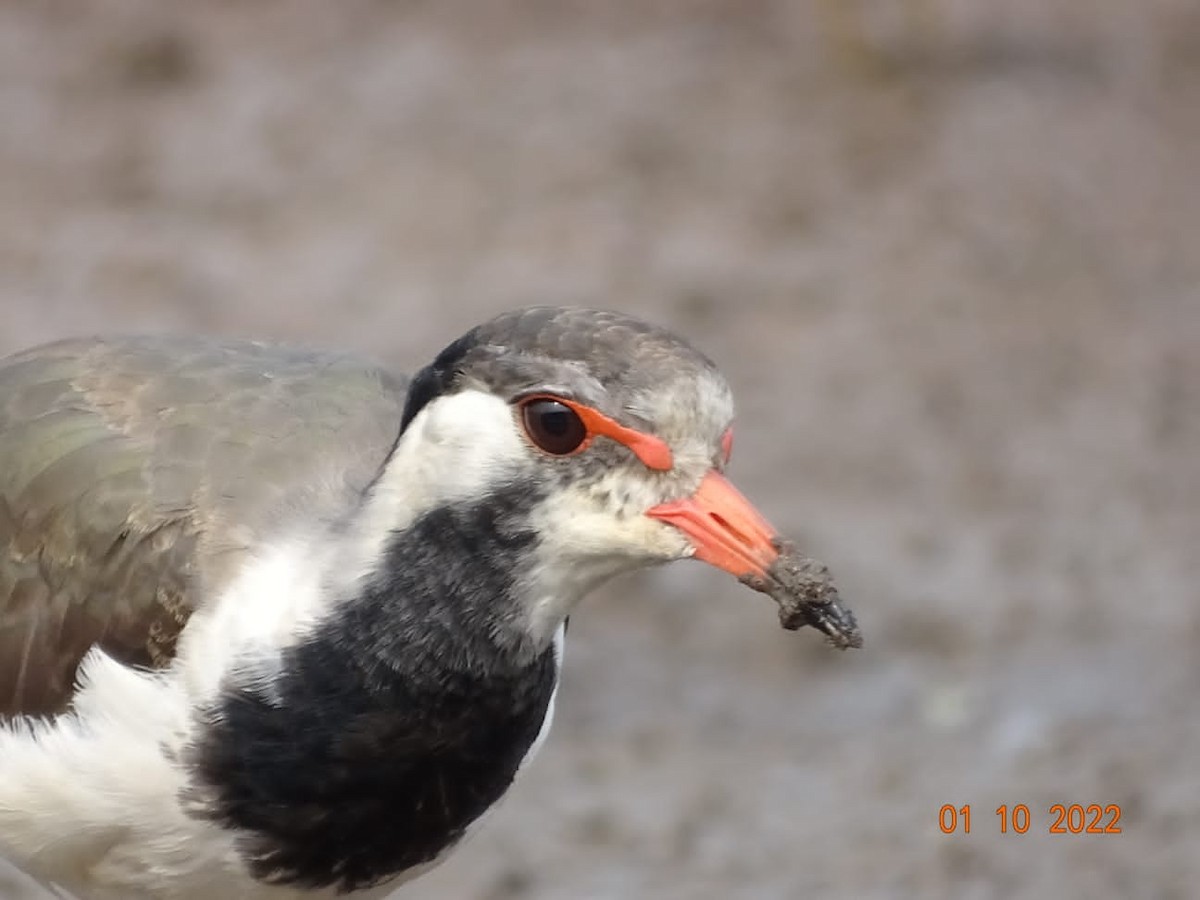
[0,336,407,718]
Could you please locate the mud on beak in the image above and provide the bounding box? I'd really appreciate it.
[646,471,863,649]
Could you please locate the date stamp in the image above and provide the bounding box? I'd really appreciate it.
[938,804,1122,835]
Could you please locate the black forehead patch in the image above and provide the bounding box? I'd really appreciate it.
[399,307,719,434]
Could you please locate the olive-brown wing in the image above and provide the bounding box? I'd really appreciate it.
[0,336,407,718]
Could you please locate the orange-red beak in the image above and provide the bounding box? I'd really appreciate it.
[646,471,779,579]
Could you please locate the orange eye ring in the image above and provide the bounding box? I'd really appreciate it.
[515,394,674,471]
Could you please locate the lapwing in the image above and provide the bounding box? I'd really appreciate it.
[0,307,859,899]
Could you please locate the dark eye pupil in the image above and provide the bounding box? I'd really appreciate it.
[541,410,572,435]
[522,399,587,455]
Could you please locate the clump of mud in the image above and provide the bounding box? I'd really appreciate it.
[741,539,863,650]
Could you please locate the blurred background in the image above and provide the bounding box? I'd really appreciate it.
[1,1,1198,898]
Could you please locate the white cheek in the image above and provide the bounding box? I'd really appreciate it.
[532,473,692,563]
[518,470,698,642]
[417,390,528,483]
[347,389,528,578]
[391,389,527,502]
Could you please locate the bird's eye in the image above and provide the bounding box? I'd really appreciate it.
[520,397,588,456]
[720,427,734,466]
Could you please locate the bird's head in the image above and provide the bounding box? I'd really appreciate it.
[362,307,809,649]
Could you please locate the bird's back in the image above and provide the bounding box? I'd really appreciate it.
[0,335,409,718]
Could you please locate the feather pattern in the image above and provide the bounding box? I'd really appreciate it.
[0,337,406,717]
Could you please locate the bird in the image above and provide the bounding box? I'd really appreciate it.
[0,306,852,900]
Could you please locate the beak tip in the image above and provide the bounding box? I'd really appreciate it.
[779,603,863,649]
[745,544,864,649]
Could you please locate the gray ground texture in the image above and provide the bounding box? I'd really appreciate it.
[1,2,1198,898]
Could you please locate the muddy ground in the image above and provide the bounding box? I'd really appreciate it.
[1,2,1198,898]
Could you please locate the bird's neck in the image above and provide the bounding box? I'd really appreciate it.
[337,426,572,659]
[346,481,551,668]
[187,487,562,892]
